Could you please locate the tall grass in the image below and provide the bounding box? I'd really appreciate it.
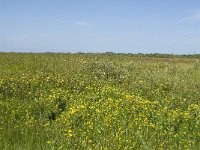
[0,53,200,149]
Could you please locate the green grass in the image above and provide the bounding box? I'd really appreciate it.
[0,52,200,149]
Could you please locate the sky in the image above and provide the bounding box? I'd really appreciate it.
[0,0,200,54]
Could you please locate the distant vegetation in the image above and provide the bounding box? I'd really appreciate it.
[0,52,200,149]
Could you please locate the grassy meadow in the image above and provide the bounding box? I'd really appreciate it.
[0,52,200,149]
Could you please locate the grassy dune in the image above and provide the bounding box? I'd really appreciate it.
[0,53,200,149]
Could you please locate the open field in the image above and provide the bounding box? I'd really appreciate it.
[0,52,200,149]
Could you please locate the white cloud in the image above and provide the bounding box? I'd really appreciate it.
[75,21,89,27]
[187,30,200,35]
[181,9,200,21]
[53,19,90,27]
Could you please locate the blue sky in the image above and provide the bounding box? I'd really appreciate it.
[0,0,200,54]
